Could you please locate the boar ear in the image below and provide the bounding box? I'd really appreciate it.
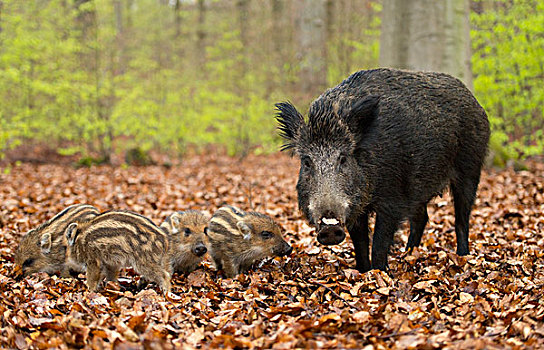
[275,101,305,153]
[40,233,52,254]
[65,223,78,246]
[236,221,253,240]
[348,95,380,136]
[170,213,182,234]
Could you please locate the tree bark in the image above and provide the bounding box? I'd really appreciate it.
[196,0,206,69]
[298,0,327,98]
[237,0,250,156]
[114,0,126,74]
[174,0,182,39]
[379,0,472,89]
[0,1,3,35]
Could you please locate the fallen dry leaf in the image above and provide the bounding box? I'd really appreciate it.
[0,154,543,348]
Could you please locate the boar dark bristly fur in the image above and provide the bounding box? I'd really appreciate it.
[160,210,210,274]
[64,210,171,294]
[276,68,490,272]
[207,205,293,278]
[14,204,99,277]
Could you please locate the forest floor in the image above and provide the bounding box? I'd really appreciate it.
[0,153,543,349]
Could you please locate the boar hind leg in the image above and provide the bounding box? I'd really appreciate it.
[347,212,370,272]
[406,204,429,250]
[102,264,119,282]
[85,260,102,292]
[451,176,479,256]
[156,271,171,296]
[371,212,402,271]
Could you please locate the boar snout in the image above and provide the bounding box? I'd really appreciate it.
[317,225,346,245]
[192,243,207,257]
[276,241,293,257]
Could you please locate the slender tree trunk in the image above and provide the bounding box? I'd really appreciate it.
[114,0,123,33]
[297,0,327,98]
[174,0,182,39]
[379,0,472,89]
[172,0,184,60]
[74,0,102,155]
[325,0,334,82]
[269,0,283,94]
[237,0,250,157]
[114,0,125,74]
[125,0,132,28]
[444,0,472,91]
[0,1,3,35]
[196,0,206,69]
[271,0,283,52]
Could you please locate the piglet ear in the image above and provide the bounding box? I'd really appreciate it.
[236,221,252,241]
[170,212,182,234]
[348,95,380,137]
[40,233,52,254]
[275,101,305,153]
[65,223,78,246]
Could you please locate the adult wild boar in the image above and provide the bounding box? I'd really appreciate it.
[276,68,489,272]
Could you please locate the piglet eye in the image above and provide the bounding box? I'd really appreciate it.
[184,228,191,236]
[261,231,273,239]
[23,258,35,268]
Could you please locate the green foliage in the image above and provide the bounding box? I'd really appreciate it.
[0,1,382,159]
[75,155,110,168]
[125,147,154,166]
[326,2,382,86]
[14,1,544,161]
[471,0,544,160]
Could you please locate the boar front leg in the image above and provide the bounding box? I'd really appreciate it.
[85,260,102,292]
[222,258,239,278]
[371,211,402,271]
[347,212,370,272]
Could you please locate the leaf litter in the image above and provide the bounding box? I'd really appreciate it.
[0,154,543,349]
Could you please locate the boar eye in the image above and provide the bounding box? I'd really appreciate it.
[339,155,347,166]
[23,258,35,268]
[261,231,273,239]
[301,156,312,170]
[184,228,192,236]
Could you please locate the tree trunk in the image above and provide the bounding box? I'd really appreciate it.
[174,0,182,39]
[125,0,132,28]
[379,0,472,89]
[443,0,472,91]
[268,0,284,94]
[237,0,250,157]
[114,0,123,34]
[0,1,3,35]
[196,0,206,69]
[114,0,125,74]
[298,0,327,98]
[325,0,334,80]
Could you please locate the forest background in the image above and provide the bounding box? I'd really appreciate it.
[0,0,542,164]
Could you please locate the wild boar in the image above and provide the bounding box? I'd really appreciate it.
[14,204,99,277]
[207,205,292,277]
[276,68,490,272]
[64,210,171,294]
[160,210,210,274]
